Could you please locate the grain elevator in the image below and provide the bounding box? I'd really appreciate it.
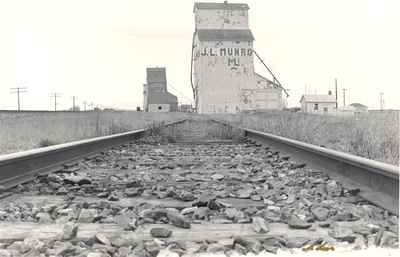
[191,1,287,113]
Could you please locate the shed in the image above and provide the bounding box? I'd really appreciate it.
[300,94,336,114]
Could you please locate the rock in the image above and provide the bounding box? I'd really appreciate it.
[111,236,137,248]
[206,243,225,253]
[208,199,224,210]
[211,174,224,181]
[150,228,172,238]
[53,242,74,256]
[225,208,244,221]
[87,253,105,257]
[63,174,91,185]
[107,194,119,201]
[78,209,97,223]
[286,237,309,248]
[311,206,330,221]
[288,215,311,229]
[97,192,109,198]
[36,212,53,223]
[326,180,342,197]
[23,237,45,252]
[252,217,269,233]
[237,188,252,199]
[115,215,136,231]
[180,207,197,215]
[144,240,163,257]
[125,188,142,197]
[193,207,209,220]
[7,241,30,254]
[234,243,247,255]
[378,231,398,247]
[319,221,331,228]
[362,204,383,220]
[353,235,367,250]
[329,225,356,243]
[183,241,202,254]
[192,194,215,207]
[166,211,190,228]
[233,237,263,254]
[41,204,57,213]
[291,163,306,169]
[141,209,168,220]
[157,248,180,257]
[117,246,131,257]
[95,233,111,246]
[0,250,12,257]
[60,222,78,240]
[352,223,379,236]
[178,191,196,202]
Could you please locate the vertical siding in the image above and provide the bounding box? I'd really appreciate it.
[195,9,248,30]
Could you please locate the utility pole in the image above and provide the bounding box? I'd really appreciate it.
[50,93,61,111]
[380,92,384,111]
[10,87,27,111]
[335,78,338,109]
[342,88,347,107]
[71,96,77,111]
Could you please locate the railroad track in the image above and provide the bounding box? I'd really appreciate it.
[0,118,398,256]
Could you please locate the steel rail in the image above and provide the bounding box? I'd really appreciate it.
[243,128,399,215]
[0,119,188,190]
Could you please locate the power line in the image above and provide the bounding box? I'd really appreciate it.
[71,96,77,111]
[50,93,61,111]
[342,88,347,107]
[168,83,193,104]
[334,78,338,109]
[10,87,27,111]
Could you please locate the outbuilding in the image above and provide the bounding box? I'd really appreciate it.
[300,93,336,114]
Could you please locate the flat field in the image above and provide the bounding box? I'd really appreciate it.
[1,110,398,165]
[0,111,189,155]
[211,111,399,165]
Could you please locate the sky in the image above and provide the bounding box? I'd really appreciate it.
[0,0,399,110]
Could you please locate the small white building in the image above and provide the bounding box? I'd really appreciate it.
[300,93,336,114]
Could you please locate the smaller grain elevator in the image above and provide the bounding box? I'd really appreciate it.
[143,67,178,112]
[192,1,286,113]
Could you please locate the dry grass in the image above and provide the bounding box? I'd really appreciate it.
[0,111,190,155]
[1,110,398,165]
[210,111,399,165]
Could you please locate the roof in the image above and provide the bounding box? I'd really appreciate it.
[146,67,166,83]
[255,73,290,97]
[349,103,367,108]
[255,73,278,87]
[300,94,336,103]
[197,29,254,41]
[194,2,249,11]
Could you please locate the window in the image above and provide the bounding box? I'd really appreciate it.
[158,106,162,110]
[314,103,319,110]
[323,107,328,112]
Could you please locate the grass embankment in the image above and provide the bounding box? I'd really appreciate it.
[0,111,189,155]
[212,111,399,165]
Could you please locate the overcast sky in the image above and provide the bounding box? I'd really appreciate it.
[0,0,399,110]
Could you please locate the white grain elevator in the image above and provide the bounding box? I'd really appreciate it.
[191,1,287,113]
